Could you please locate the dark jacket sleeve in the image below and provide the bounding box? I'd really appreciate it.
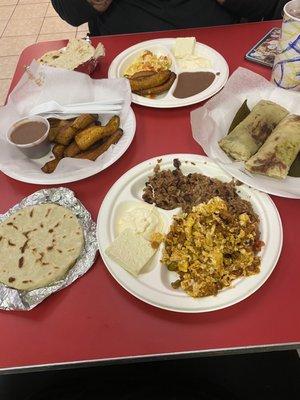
[221,0,286,20]
[51,0,99,26]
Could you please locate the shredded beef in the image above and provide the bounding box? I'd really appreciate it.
[142,159,258,222]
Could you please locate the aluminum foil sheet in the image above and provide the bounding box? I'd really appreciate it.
[0,188,98,311]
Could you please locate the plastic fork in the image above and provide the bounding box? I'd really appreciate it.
[29,100,123,116]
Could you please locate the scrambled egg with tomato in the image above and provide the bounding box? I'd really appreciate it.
[162,197,263,298]
[124,50,172,77]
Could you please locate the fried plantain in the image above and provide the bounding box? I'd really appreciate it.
[72,114,97,131]
[75,115,120,151]
[129,71,157,79]
[48,126,60,142]
[48,118,62,129]
[52,144,66,159]
[64,141,81,158]
[64,121,97,157]
[41,158,60,174]
[75,129,123,161]
[48,119,71,142]
[129,70,171,92]
[136,72,176,96]
[54,123,77,146]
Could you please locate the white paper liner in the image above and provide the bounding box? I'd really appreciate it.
[190,67,300,198]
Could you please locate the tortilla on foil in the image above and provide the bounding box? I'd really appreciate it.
[0,204,84,291]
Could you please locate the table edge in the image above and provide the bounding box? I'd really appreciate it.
[1,342,299,375]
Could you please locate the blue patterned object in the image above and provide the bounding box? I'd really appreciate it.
[272,12,300,90]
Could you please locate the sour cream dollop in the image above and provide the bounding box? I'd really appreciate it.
[117,203,164,241]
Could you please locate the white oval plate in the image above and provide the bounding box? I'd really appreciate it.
[0,108,136,185]
[97,154,283,313]
[108,38,229,108]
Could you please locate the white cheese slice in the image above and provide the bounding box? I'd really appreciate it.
[106,229,156,276]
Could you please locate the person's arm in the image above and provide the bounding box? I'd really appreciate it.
[216,0,284,20]
[51,0,99,26]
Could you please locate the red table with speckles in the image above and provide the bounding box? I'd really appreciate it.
[0,20,299,373]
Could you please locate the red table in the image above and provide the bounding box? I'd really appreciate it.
[0,20,299,374]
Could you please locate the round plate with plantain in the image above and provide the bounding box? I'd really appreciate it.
[0,108,136,185]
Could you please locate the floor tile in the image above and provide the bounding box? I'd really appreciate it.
[78,22,89,32]
[37,32,76,42]
[0,5,15,21]
[40,16,76,35]
[0,0,17,6]
[12,3,48,19]
[0,19,8,36]
[0,55,18,79]
[0,78,10,106]
[0,35,37,56]
[46,3,58,17]
[76,30,89,39]
[4,17,43,37]
[19,0,49,3]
